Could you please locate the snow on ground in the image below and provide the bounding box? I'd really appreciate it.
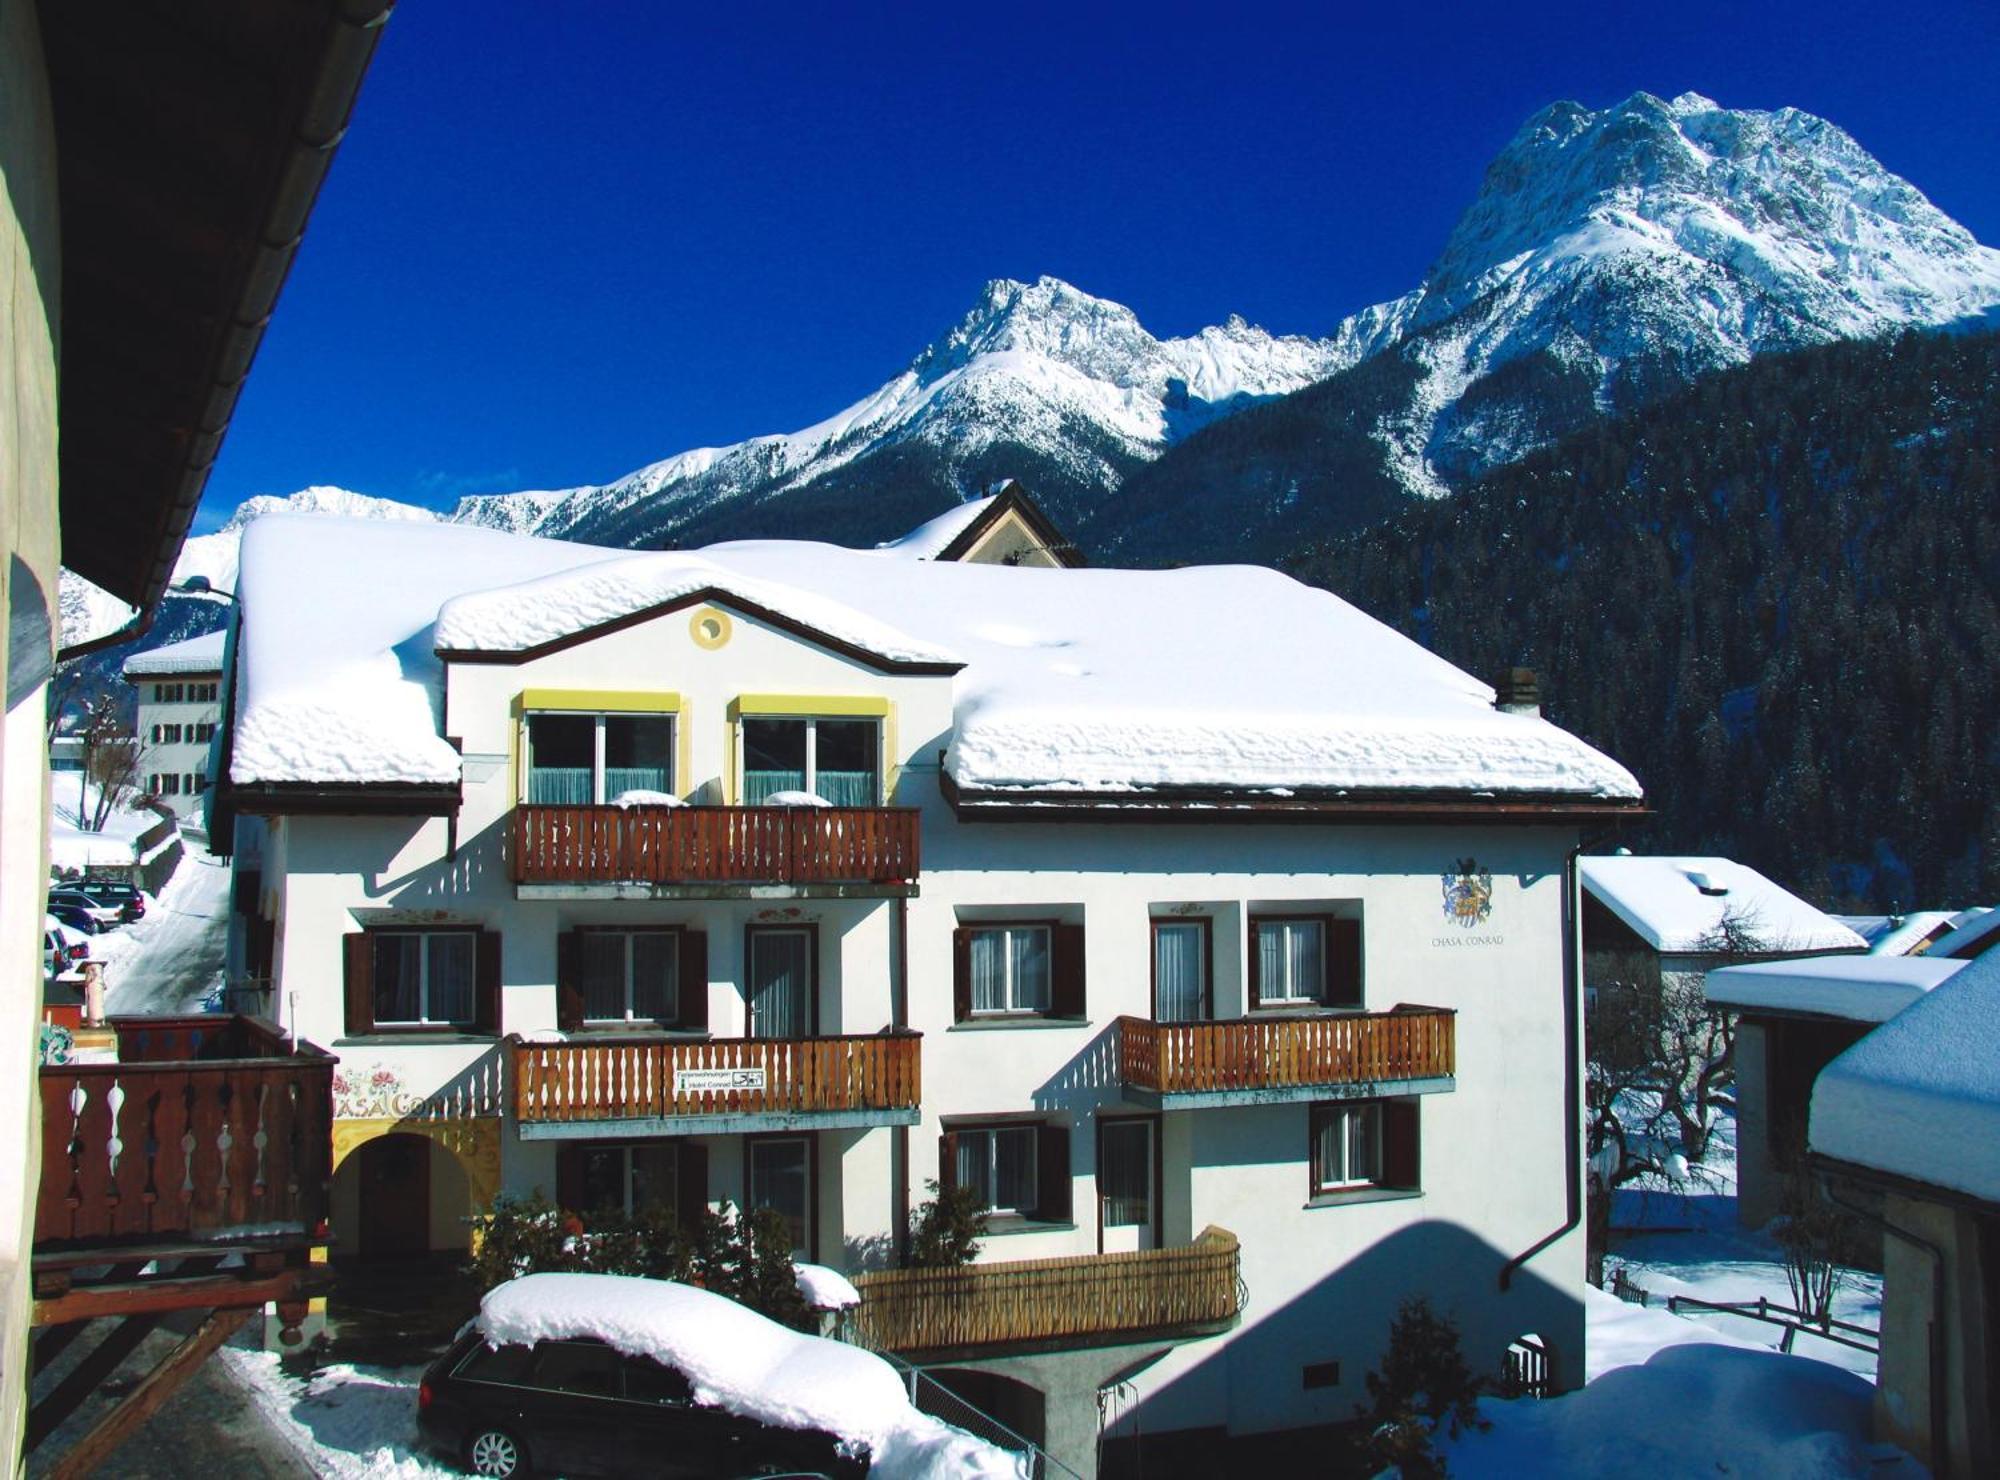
[101,844,234,1015]
[222,1350,445,1480]
[48,771,171,873]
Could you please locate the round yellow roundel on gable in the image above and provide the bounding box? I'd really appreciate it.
[690,607,732,649]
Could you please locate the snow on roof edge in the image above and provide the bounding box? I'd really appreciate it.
[1705,955,1968,1023]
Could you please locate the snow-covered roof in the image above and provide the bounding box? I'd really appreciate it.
[230,511,1642,801]
[1580,856,1865,955]
[1811,950,2000,1204]
[476,1274,1019,1478]
[122,629,227,677]
[1705,955,1968,1023]
[874,497,996,560]
[1832,910,1961,956]
[1923,907,2000,961]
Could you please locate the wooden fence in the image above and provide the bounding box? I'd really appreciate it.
[512,804,921,887]
[1117,1006,1455,1095]
[514,1032,922,1124]
[852,1226,1242,1355]
[36,1019,335,1249]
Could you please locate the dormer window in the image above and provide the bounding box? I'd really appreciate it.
[526,712,673,804]
[742,716,879,806]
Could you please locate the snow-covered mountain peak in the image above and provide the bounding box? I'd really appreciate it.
[218,484,439,535]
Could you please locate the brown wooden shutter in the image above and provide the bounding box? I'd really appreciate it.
[342,932,373,1035]
[475,930,502,1034]
[676,1141,710,1231]
[678,930,708,1032]
[951,927,973,1022]
[1051,924,1086,1019]
[1383,1101,1420,1189]
[556,930,585,1031]
[1330,918,1362,1006]
[1036,1123,1072,1222]
[555,1144,584,1213]
[938,1130,960,1191]
[1246,921,1262,1012]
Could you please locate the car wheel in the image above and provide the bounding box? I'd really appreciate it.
[463,1427,530,1479]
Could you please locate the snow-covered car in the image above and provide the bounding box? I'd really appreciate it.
[44,900,103,937]
[419,1273,1024,1480]
[46,888,123,930]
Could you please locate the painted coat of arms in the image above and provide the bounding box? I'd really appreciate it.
[1442,858,1494,929]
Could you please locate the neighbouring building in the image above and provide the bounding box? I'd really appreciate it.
[1580,854,1866,999]
[1,1,388,1470]
[1706,954,1970,1230]
[1833,911,1963,957]
[1810,950,2000,1477]
[213,493,1645,1474]
[123,629,227,822]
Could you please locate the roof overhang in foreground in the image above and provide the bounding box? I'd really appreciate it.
[41,0,392,619]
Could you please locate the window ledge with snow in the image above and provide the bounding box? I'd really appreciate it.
[1304,1186,1423,1211]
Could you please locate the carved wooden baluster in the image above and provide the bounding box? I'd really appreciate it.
[104,1079,126,1220]
[252,1080,272,1204]
[64,1080,88,1218]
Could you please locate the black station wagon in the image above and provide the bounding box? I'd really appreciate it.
[417,1328,869,1478]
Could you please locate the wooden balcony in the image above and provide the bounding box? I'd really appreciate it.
[29,1016,336,1469]
[1116,1006,1456,1109]
[512,804,922,897]
[513,1031,923,1137]
[851,1226,1242,1360]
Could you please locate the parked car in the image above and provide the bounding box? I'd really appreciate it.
[46,889,123,930]
[73,877,147,921]
[43,916,90,978]
[45,900,105,937]
[419,1330,866,1479]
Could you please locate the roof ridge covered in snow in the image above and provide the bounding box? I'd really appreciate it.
[1705,954,1969,1025]
[122,628,228,677]
[228,510,1644,805]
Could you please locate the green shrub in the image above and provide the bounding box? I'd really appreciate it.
[906,1178,987,1268]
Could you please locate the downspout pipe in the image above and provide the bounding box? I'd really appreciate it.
[1822,1174,1950,1477]
[1500,835,1588,1291]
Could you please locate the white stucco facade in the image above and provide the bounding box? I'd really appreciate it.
[237,587,1597,1467]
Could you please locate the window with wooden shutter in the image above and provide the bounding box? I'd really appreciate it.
[556,930,584,1031]
[938,1130,960,1192]
[678,930,709,1033]
[475,930,502,1034]
[677,1141,710,1231]
[1036,1123,1071,1222]
[343,932,373,1035]
[555,1144,584,1212]
[951,927,973,1022]
[1050,924,1086,1019]
[1383,1100,1420,1190]
[1329,918,1363,1007]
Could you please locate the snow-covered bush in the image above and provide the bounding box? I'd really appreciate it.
[468,1193,811,1329]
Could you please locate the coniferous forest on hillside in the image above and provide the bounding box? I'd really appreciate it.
[1294,328,2000,910]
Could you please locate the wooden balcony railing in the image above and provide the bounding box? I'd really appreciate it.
[1117,1006,1455,1098]
[514,1032,922,1125]
[35,1016,335,1251]
[851,1226,1242,1356]
[512,804,921,887]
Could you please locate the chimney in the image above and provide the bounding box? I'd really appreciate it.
[1493,667,1540,717]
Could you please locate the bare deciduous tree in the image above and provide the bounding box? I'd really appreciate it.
[78,696,144,832]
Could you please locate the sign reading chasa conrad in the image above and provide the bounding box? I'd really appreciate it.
[674,1067,768,1094]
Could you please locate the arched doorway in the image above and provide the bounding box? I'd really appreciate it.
[353,1132,431,1258]
[921,1368,1047,1461]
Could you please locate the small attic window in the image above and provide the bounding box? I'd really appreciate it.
[1686,870,1729,897]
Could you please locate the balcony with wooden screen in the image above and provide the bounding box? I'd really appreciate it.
[513,1031,923,1137]
[1116,1006,1455,1109]
[28,1014,336,1469]
[511,804,921,898]
[850,1226,1243,1361]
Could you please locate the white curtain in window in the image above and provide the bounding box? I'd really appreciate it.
[374,935,424,1022]
[955,1136,991,1208]
[750,932,810,1038]
[1011,930,1050,1012]
[745,769,807,804]
[816,771,875,806]
[994,1127,1038,1214]
[1261,920,1323,1001]
[631,933,678,1021]
[1154,924,1204,1021]
[969,931,1007,1012]
[1100,1121,1152,1226]
[529,767,593,804]
[1348,1105,1380,1183]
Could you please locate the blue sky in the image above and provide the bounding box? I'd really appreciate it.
[197,0,2000,533]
